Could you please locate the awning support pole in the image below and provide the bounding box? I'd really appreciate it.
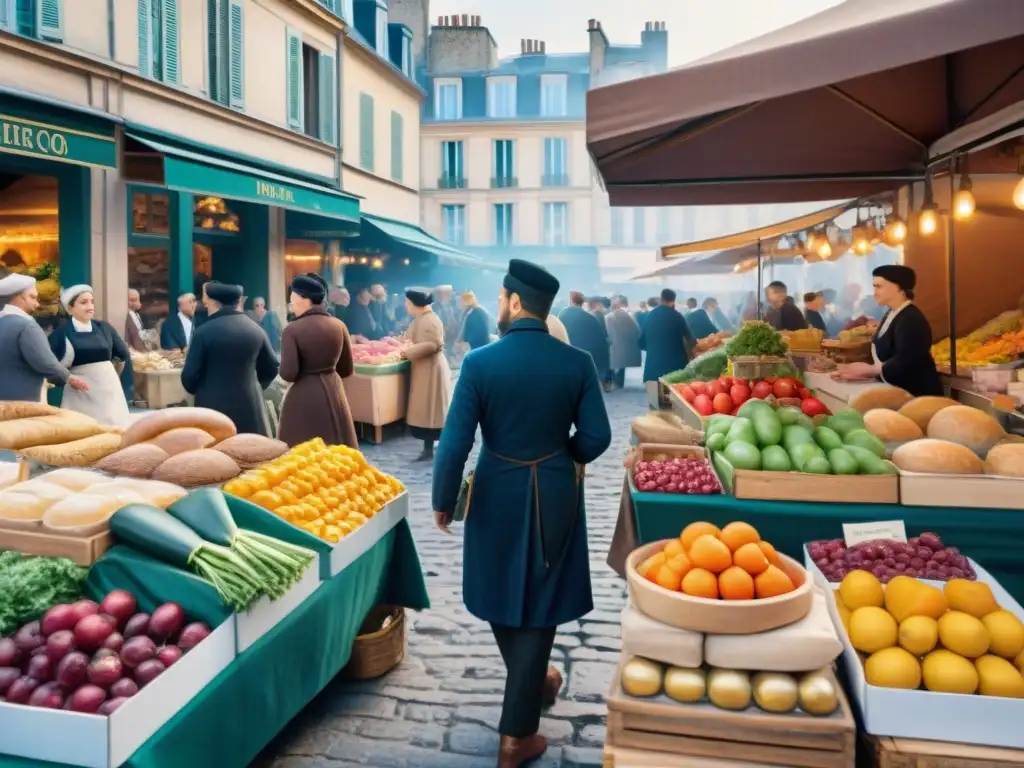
[756,239,764,321]
[947,157,958,379]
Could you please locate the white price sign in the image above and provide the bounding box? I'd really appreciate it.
[842,520,907,547]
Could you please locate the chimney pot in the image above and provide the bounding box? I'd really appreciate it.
[461,13,468,25]
[436,15,442,24]
[587,18,595,30]
[443,15,449,24]
[540,41,546,53]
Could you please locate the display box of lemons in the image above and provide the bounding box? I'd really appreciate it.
[223,437,405,543]
[833,569,1024,697]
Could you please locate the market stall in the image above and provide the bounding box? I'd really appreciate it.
[129,352,187,410]
[344,337,411,444]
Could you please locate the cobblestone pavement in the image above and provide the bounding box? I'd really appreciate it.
[257,373,647,768]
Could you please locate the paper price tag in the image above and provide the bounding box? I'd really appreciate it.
[842,520,907,547]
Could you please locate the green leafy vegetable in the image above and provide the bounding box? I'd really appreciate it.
[725,321,789,358]
[663,347,729,384]
[0,551,86,635]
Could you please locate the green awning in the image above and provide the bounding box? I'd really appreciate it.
[124,134,360,222]
[359,214,484,268]
[0,93,118,169]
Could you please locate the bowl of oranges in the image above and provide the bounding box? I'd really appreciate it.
[626,521,813,634]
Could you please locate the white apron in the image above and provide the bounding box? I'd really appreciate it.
[58,335,131,427]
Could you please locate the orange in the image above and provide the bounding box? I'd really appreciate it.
[757,540,782,567]
[755,565,796,599]
[681,568,719,599]
[719,521,761,552]
[665,553,692,578]
[680,521,721,551]
[688,535,732,574]
[733,542,770,575]
[719,566,756,600]
[637,552,667,580]
[653,563,684,592]
[663,539,685,559]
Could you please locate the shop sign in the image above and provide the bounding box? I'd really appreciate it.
[255,181,296,204]
[0,114,118,169]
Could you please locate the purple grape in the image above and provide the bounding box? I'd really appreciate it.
[829,549,845,561]
[895,553,911,564]
[910,557,925,570]
[919,533,943,550]
[905,568,921,578]
[917,547,934,559]
[946,546,960,556]
[931,550,948,563]
[908,537,921,548]
[883,557,896,568]
[894,562,907,572]
[948,567,965,579]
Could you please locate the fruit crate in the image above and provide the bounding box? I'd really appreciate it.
[714,454,900,505]
[820,340,872,365]
[665,385,707,431]
[605,662,856,768]
[898,469,1024,510]
[729,356,794,381]
[864,733,1024,768]
[805,549,1024,750]
[0,526,112,566]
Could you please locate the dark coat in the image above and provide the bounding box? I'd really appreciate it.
[345,302,381,340]
[805,308,828,334]
[277,306,358,447]
[874,304,943,397]
[635,310,649,333]
[558,305,610,376]
[124,312,146,352]
[159,314,190,350]
[683,309,718,340]
[460,306,492,350]
[767,297,809,331]
[640,304,692,382]
[370,301,394,336]
[180,309,279,435]
[432,318,612,628]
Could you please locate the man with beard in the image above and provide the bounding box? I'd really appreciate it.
[558,291,609,382]
[432,259,611,768]
[641,288,693,383]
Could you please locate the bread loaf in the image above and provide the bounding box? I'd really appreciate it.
[984,444,1024,478]
[0,402,61,422]
[91,478,188,508]
[38,468,110,492]
[0,412,103,450]
[926,405,1006,457]
[213,434,289,466]
[94,443,170,478]
[863,409,923,451]
[898,396,958,431]
[892,438,984,475]
[150,427,217,456]
[152,449,241,487]
[849,385,913,414]
[120,407,236,448]
[0,491,49,529]
[20,433,124,467]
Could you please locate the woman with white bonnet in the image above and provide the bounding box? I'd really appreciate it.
[48,284,134,426]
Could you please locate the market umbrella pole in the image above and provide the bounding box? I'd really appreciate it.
[947,166,958,378]
[756,239,764,320]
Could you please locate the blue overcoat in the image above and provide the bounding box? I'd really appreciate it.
[432,318,612,629]
[640,305,692,382]
[558,305,610,377]
[460,306,492,350]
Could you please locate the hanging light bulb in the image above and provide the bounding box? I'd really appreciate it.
[852,226,871,256]
[953,159,976,220]
[918,172,939,236]
[817,240,833,260]
[885,216,907,244]
[804,230,820,253]
[1014,154,1024,211]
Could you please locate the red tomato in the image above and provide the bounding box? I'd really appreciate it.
[707,380,728,398]
[719,376,736,388]
[772,379,797,399]
[797,386,811,400]
[764,376,778,384]
[693,394,714,416]
[690,381,709,397]
[675,384,696,403]
[712,392,733,414]
[729,383,751,406]
[800,397,830,417]
[751,381,774,399]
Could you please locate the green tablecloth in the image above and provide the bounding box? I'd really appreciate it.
[627,480,1024,605]
[0,518,429,768]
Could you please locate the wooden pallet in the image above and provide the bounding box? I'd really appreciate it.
[0,526,111,566]
[606,664,855,768]
[864,735,1024,768]
[604,743,781,767]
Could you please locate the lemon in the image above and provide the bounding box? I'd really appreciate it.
[839,570,885,611]
[864,647,922,689]
[898,616,939,656]
[981,611,1024,660]
[975,654,1024,698]
[938,611,991,659]
[922,649,979,694]
[848,606,898,654]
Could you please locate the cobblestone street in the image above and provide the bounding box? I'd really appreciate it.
[257,374,646,768]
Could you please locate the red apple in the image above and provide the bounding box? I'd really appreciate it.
[729,383,751,406]
[692,394,714,416]
[712,393,733,414]
[751,381,774,399]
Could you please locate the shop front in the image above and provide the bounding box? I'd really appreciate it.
[0,92,118,331]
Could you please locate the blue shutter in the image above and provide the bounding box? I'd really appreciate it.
[228,0,244,108]
[285,27,303,130]
[207,0,225,102]
[137,0,151,77]
[318,52,336,144]
[359,93,374,172]
[0,1,10,30]
[37,0,62,41]
[162,0,180,83]
[390,111,403,182]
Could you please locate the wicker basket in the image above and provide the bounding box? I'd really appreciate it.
[729,355,793,380]
[343,605,407,680]
[820,339,873,364]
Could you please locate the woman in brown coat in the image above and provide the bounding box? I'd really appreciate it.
[277,273,359,448]
[402,287,453,461]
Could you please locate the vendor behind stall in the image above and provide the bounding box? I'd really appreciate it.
[832,265,943,396]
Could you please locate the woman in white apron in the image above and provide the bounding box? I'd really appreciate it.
[49,285,134,427]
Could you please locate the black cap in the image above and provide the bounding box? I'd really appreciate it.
[291,273,328,304]
[873,264,916,293]
[405,287,433,307]
[205,281,242,305]
[503,259,560,310]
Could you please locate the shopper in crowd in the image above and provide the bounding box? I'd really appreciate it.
[433,285,459,357]
[765,280,809,331]
[585,297,613,390]
[193,280,211,329]
[641,288,693,383]
[125,288,146,351]
[249,296,283,355]
[0,273,85,402]
[605,295,642,390]
[369,283,395,336]
[49,285,133,426]
[328,287,350,324]
[546,311,569,343]
[180,282,279,435]
[703,297,735,333]
[634,300,650,333]
[344,287,382,340]
[401,288,452,461]
[683,302,718,342]
[277,273,358,448]
[803,291,829,334]
[159,292,197,351]
[458,290,492,350]
[432,259,612,768]
[685,297,698,311]
[558,291,610,382]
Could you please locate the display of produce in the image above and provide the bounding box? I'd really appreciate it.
[631,455,721,495]
[848,384,913,414]
[807,533,977,584]
[130,350,184,372]
[831,568,1024,697]
[673,374,824,419]
[725,321,789,358]
[0,407,124,461]
[0,589,212,714]
[636,521,795,600]
[693,331,731,356]
[781,328,824,352]
[0,551,86,636]
[223,438,405,543]
[351,336,409,365]
[932,308,1024,368]
[662,348,728,384]
[837,318,878,343]
[630,412,703,446]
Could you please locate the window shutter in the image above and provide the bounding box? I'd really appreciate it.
[161,0,179,83]
[359,93,374,172]
[207,0,223,101]
[137,0,151,77]
[318,52,336,144]
[390,111,403,182]
[285,27,303,130]
[228,0,244,108]
[0,0,10,30]
[37,0,62,41]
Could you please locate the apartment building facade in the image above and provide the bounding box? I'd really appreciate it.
[0,0,425,330]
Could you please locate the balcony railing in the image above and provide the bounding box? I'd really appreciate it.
[438,175,467,189]
[491,176,518,189]
[542,173,570,187]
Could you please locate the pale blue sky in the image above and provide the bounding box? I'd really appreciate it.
[430,0,845,66]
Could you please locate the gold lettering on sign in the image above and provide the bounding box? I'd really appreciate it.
[0,119,70,157]
[255,180,296,203]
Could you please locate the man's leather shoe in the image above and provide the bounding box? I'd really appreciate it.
[497,734,547,767]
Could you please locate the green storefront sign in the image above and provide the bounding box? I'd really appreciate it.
[0,113,118,169]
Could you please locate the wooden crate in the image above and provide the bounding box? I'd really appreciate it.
[606,665,855,768]
[729,467,899,505]
[864,734,1024,768]
[899,470,1024,510]
[604,743,778,767]
[0,527,112,566]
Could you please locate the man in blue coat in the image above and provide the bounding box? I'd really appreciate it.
[433,260,612,768]
[641,288,694,382]
[558,291,610,380]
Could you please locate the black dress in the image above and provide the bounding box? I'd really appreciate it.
[873,303,943,397]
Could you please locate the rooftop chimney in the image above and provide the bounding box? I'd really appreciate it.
[641,21,668,73]
[428,12,499,73]
[588,18,608,76]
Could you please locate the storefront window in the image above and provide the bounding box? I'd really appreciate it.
[132,191,170,235]
[128,247,170,322]
[194,197,240,233]
[0,173,61,330]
